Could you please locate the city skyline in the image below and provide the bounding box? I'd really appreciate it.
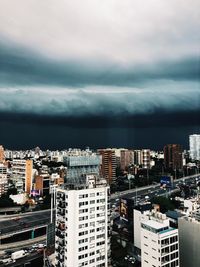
[0,0,199,150]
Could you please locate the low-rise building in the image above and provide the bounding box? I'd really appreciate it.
[141,211,179,267]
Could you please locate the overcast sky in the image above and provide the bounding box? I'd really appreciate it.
[0,0,199,149]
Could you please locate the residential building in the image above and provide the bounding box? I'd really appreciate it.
[133,203,152,252]
[98,149,117,184]
[133,150,142,166]
[179,212,200,267]
[35,172,50,196]
[141,149,151,169]
[141,211,179,267]
[11,159,33,193]
[120,149,133,171]
[189,134,200,161]
[55,174,111,267]
[0,145,5,163]
[164,144,183,170]
[0,164,8,196]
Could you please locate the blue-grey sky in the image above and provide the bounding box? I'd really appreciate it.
[0,0,199,149]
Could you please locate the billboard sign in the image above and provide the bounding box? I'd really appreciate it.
[160,176,171,187]
[30,189,40,197]
[120,198,128,221]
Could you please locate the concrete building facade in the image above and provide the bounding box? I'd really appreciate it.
[98,149,116,184]
[55,175,111,267]
[11,159,33,194]
[0,145,5,163]
[141,211,179,267]
[164,144,183,171]
[141,149,151,169]
[179,213,200,267]
[0,164,8,196]
[120,149,133,171]
[189,134,200,161]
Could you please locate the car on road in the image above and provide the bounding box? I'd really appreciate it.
[13,217,21,221]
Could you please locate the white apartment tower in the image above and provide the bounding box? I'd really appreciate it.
[55,175,111,267]
[141,211,179,267]
[189,134,200,160]
[141,149,151,169]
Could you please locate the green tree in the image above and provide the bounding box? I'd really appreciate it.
[0,194,15,208]
[151,196,175,213]
[7,187,17,196]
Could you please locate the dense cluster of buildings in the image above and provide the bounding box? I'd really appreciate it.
[0,133,200,266]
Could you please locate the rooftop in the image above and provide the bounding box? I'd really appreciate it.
[143,219,166,230]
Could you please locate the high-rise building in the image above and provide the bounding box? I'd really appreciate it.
[120,149,133,171]
[0,145,5,163]
[98,149,116,184]
[179,212,200,267]
[133,150,142,166]
[141,211,179,267]
[164,144,183,170]
[63,151,101,180]
[11,159,33,193]
[0,164,8,196]
[55,174,111,267]
[141,149,151,169]
[189,134,200,161]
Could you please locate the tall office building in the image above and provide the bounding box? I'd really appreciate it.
[164,144,183,170]
[179,212,200,267]
[55,174,111,267]
[63,150,101,180]
[189,134,200,161]
[11,159,33,193]
[98,149,116,184]
[141,211,179,267]
[0,145,5,163]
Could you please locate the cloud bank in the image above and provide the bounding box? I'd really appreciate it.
[0,0,199,131]
[0,85,199,118]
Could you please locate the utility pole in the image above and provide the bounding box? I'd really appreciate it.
[174,168,177,180]
[135,186,138,204]
[43,247,46,267]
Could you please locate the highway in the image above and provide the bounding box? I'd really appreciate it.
[0,235,46,251]
[0,173,199,242]
[0,210,51,239]
[1,251,43,267]
[0,209,52,221]
[110,173,200,209]
[111,173,200,200]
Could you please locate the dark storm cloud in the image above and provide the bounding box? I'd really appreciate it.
[0,42,199,87]
[0,109,199,129]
